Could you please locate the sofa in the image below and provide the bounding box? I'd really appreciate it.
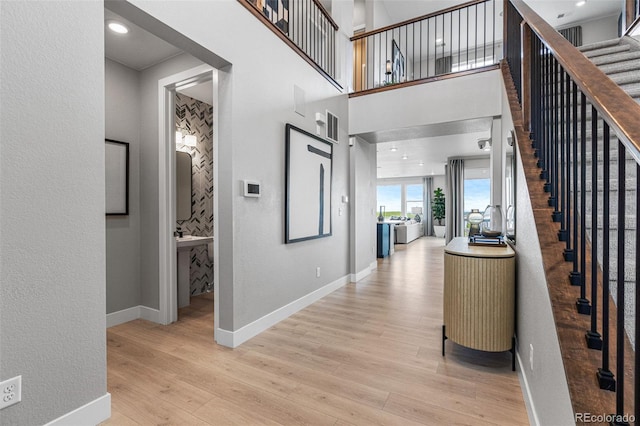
[393,221,423,244]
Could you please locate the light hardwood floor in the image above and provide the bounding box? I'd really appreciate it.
[104,237,529,425]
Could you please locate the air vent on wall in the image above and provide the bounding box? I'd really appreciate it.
[326,110,339,143]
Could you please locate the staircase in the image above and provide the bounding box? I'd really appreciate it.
[577,36,640,347]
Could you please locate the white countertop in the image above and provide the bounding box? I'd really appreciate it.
[445,237,515,258]
[176,235,213,249]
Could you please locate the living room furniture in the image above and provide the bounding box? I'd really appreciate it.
[442,237,516,370]
[394,221,423,244]
[376,223,391,258]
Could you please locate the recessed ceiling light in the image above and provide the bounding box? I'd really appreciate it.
[402,154,408,160]
[390,146,398,152]
[107,20,129,34]
[576,1,586,6]
[418,161,424,166]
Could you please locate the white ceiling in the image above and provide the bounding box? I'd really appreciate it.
[371,118,494,178]
[104,9,182,71]
[104,9,213,106]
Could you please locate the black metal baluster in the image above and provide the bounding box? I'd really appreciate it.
[564,83,580,266]
[598,121,616,391]
[458,8,461,70]
[550,65,569,223]
[492,0,495,62]
[427,18,430,78]
[466,7,469,71]
[576,91,590,314]
[419,20,423,79]
[475,3,478,66]
[435,15,438,75]
[448,11,451,65]
[614,139,626,419]
[569,93,584,284]
[483,0,486,64]
[564,82,577,262]
[586,105,603,349]
[559,71,569,240]
[541,48,549,179]
[551,58,560,216]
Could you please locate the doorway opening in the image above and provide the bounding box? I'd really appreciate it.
[158,66,220,339]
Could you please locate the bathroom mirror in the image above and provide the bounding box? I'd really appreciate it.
[176,151,192,221]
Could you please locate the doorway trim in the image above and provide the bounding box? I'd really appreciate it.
[158,65,219,339]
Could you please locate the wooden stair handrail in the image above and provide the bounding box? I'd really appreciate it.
[312,0,338,30]
[350,0,488,41]
[510,0,640,162]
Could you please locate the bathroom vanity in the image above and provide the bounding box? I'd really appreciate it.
[176,235,213,308]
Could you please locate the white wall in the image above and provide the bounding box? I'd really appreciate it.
[500,73,575,426]
[559,13,620,46]
[105,59,142,314]
[349,137,377,278]
[0,2,108,424]
[124,0,353,333]
[349,69,503,135]
[365,0,392,30]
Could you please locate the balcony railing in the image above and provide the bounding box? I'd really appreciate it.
[239,0,340,89]
[506,0,640,419]
[351,0,501,95]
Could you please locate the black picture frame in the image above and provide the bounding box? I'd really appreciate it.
[392,39,405,83]
[285,124,333,244]
[105,139,130,216]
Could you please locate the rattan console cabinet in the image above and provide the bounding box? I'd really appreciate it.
[442,237,516,370]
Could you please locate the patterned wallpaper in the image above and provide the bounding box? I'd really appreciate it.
[175,93,214,296]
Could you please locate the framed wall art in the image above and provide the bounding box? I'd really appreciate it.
[285,124,332,243]
[105,139,129,216]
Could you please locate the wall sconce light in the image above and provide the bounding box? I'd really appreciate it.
[176,130,197,147]
[385,60,392,83]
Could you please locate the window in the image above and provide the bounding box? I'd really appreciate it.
[463,178,490,234]
[377,181,423,219]
[376,185,402,218]
[405,184,423,218]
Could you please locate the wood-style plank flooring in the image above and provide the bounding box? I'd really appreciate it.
[104,237,529,425]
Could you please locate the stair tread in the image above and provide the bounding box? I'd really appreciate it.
[598,60,640,75]
[578,38,621,52]
[584,44,631,58]
[589,51,640,66]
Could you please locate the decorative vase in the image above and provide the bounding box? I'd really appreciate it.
[481,205,504,237]
[378,205,385,222]
[468,209,483,236]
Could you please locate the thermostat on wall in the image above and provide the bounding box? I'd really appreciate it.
[243,180,261,197]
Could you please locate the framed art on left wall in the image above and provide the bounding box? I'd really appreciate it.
[105,139,129,215]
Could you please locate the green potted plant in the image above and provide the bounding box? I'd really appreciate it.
[432,187,446,238]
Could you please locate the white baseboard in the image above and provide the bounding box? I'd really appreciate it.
[139,305,161,323]
[350,263,375,282]
[107,305,161,328]
[216,275,350,348]
[44,393,111,426]
[106,306,139,328]
[369,260,377,271]
[516,351,540,426]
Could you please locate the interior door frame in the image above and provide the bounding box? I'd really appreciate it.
[158,65,219,339]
